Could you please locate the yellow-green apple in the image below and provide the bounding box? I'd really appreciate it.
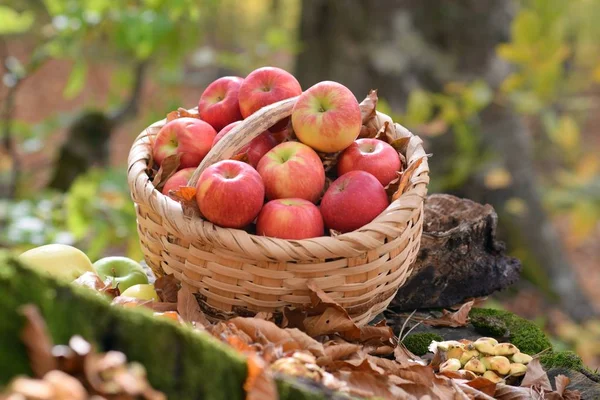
[196,160,265,229]
[153,117,217,168]
[256,198,324,239]
[18,244,95,281]
[212,121,277,167]
[320,171,389,233]
[120,284,159,301]
[257,141,325,203]
[161,167,195,195]
[198,76,244,132]
[93,256,149,292]
[337,138,401,186]
[292,81,361,153]
[238,66,302,131]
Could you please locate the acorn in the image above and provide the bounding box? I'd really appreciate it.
[459,349,480,366]
[493,343,519,357]
[509,363,528,377]
[440,358,462,372]
[447,347,465,360]
[473,338,498,355]
[483,370,505,384]
[464,358,486,374]
[511,352,533,365]
[481,356,511,375]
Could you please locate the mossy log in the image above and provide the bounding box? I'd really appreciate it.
[0,252,333,400]
[392,194,522,310]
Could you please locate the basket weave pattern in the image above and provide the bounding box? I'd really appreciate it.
[127,98,429,325]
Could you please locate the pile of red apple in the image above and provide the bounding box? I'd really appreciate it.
[151,66,404,240]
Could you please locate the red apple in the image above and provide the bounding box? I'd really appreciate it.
[257,141,325,203]
[153,117,217,168]
[320,171,389,233]
[291,81,361,153]
[198,76,244,132]
[337,138,401,186]
[256,198,324,239]
[161,167,195,195]
[212,121,277,167]
[196,160,265,229]
[238,66,302,131]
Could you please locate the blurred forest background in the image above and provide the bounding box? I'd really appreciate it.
[1,0,599,368]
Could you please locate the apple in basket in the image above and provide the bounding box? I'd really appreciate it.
[161,167,195,196]
[198,76,244,132]
[238,66,302,131]
[212,121,277,168]
[291,80,362,153]
[196,160,265,229]
[153,117,217,168]
[256,198,324,240]
[257,141,325,203]
[320,170,389,233]
[337,138,401,186]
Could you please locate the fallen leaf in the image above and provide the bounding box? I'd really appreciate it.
[177,284,210,329]
[318,343,361,365]
[359,125,378,139]
[72,271,108,292]
[335,370,401,400]
[423,300,474,328]
[154,274,180,303]
[465,377,497,396]
[554,375,581,400]
[520,359,552,391]
[19,304,57,378]
[375,121,395,144]
[392,156,426,202]
[384,172,402,197]
[229,317,324,357]
[168,186,200,218]
[493,384,536,399]
[245,354,279,400]
[394,343,426,367]
[359,90,378,124]
[152,153,181,192]
[388,137,410,155]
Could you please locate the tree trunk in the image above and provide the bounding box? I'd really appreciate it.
[295,0,596,320]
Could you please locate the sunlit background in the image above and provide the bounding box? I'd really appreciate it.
[1,0,599,368]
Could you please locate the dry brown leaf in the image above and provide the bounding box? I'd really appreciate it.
[72,272,106,292]
[392,156,426,202]
[375,121,395,144]
[336,370,401,400]
[465,377,497,396]
[245,354,279,400]
[177,285,210,329]
[167,185,200,218]
[19,304,57,378]
[229,317,324,357]
[319,343,361,365]
[554,375,581,399]
[152,153,181,192]
[394,343,426,367]
[493,385,536,399]
[231,152,250,164]
[166,107,201,122]
[154,274,180,303]
[7,377,55,399]
[423,300,474,328]
[255,312,275,321]
[520,358,552,391]
[389,137,410,155]
[359,89,378,124]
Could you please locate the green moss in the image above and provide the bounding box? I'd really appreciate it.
[469,308,552,355]
[402,333,444,356]
[539,351,584,370]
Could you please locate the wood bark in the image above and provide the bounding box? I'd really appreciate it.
[295,0,596,320]
[392,194,521,310]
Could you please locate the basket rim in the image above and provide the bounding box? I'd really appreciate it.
[127,106,430,261]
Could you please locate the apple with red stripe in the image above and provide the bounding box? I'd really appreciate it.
[257,198,324,239]
[337,138,401,186]
[198,76,244,132]
[153,117,216,168]
[212,121,277,168]
[238,67,302,132]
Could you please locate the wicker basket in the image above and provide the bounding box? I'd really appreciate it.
[127,96,429,325]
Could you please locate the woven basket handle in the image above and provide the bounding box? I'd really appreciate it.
[188,96,299,187]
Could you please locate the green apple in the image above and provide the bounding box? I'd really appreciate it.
[93,256,148,292]
[120,284,159,301]
[19,244,95,281]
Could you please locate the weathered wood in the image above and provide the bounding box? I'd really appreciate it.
[392,194,521,310]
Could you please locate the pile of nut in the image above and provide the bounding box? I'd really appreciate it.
[432,337,533,384]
